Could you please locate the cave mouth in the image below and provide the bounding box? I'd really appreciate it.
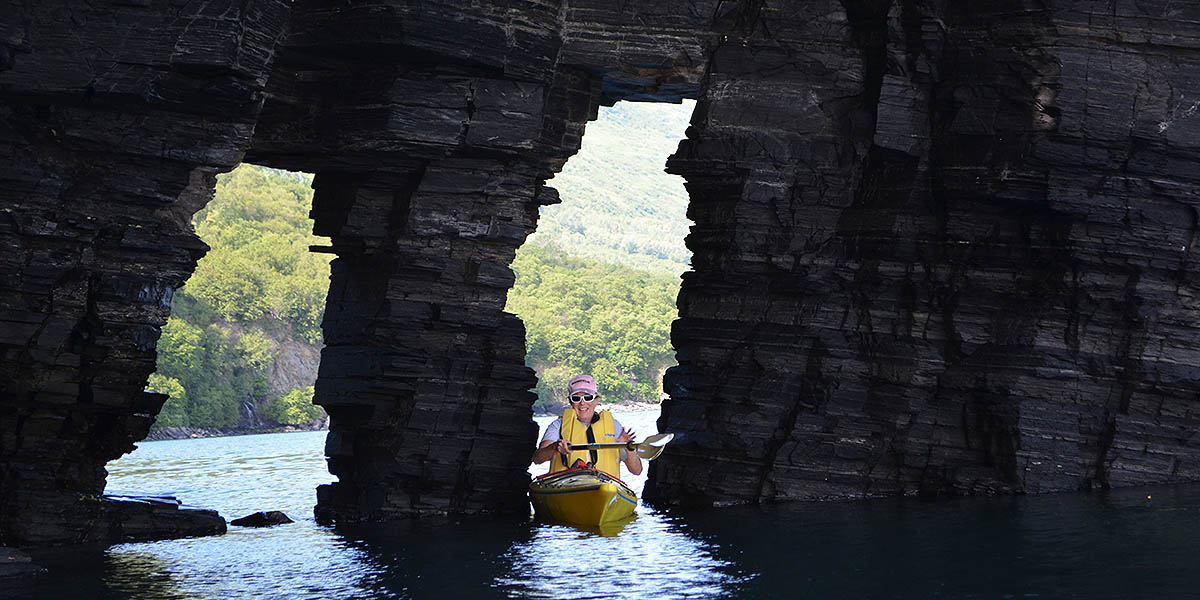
[134,99,697,450]
[117,99,698,521]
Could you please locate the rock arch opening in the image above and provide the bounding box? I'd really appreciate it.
[145,164,328,438]
[507,99,695,411]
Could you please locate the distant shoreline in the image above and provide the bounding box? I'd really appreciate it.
[144,402,662,441]
[143,421,328,442]
[534,400,662,417]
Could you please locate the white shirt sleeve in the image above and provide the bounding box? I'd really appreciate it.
[539,418,563,445]
[613,417,627,461]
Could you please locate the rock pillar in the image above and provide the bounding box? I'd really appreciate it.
[0,0,289,544]
[307,162,546,520]
[247,3,604,521]
[648,0,1200,507]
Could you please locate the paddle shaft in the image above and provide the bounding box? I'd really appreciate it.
[555,433,674,461]
[567,441,636,450]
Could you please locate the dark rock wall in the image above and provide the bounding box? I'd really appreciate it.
[648,0,1200,507]
[560,0,717,103]
[4,0,1200,544]
[0,0,289,544]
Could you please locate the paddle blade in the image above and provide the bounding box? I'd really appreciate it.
[635,433,674,460]
[644,433,673,447]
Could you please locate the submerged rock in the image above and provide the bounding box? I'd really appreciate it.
[230,511,294,528]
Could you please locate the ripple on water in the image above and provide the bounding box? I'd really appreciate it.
[495,510,749,600]
[36,413,1200,599]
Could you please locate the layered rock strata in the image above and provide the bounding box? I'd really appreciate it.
[0,0,289,544]
[560,0,717,103]
[5,0,1200,547]
[648,0,1200,507]
[0,0,718,539]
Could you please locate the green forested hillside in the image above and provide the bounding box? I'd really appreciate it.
[514,100,693,405]
[150,101,694,426]
[530,100,695,275]
[507,245,678,408]
[148,165,329,429]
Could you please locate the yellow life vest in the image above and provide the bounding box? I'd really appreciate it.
[549,409,620,476]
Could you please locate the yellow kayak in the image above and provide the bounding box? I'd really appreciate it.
[529,467,637,526]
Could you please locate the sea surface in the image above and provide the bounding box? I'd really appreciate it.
[26,409,1200,599]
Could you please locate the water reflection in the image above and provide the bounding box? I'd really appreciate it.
[29,547,187,600]
[104,552,188,599]
[497,510,746,600]
[325,517,534,599]
[26,416,1200,599]
[674,483,1200,599]
[528,514,634,538]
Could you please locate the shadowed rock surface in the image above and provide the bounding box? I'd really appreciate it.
[230,511,293,527]
[2,0,1199,548]
[0,0,290,545]
[647,1,1200,507]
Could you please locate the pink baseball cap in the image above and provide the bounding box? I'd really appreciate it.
[567,374,597,396]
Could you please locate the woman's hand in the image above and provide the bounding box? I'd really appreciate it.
[619,428,643,475]
[533,438,572,464]
[617,428,636,445]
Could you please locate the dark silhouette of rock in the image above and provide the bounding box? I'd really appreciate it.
[230,511,293,527]
[646,2,1200,507]
[2,0,1200,546]
[0,0,289,545]
[96,493,227,542]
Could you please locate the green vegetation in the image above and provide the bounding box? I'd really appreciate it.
[507,245,679,408]
[512,100,694,406]
[149,165,329,429]
[189,167,329,344]
[150,100,694,426]
[531,101,694,275]
[262,386,325,425]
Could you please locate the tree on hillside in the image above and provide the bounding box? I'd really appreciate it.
[150,165,329,430]
[507,244,677,407]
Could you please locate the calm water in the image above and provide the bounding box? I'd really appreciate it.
[26,409,1200,599]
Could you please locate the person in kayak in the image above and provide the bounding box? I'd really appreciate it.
[532,374,643,477]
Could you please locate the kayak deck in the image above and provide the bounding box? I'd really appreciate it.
[529,467,637,526]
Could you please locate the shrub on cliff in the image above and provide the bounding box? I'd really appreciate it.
[262,386,324,426]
